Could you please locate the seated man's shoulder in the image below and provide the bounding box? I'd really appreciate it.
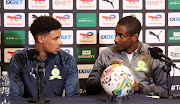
[57,49,76,64]
[11,48,28,59]
[58,49,74,58]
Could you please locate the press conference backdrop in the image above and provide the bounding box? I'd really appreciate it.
[0,0,180,95]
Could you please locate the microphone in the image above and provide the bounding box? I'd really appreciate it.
[148,47,170,60]
[26,49,43,63]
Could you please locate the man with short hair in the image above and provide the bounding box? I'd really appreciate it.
[9,16,80,98]
[86,16,168,95]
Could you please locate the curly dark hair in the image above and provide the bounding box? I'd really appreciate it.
[30,16,61,40]
[117,16,141,36]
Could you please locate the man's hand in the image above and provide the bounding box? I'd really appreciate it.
[133,81,139,93]
[133,81,143,94]
[111,60,124,65]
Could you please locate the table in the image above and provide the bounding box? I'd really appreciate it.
[7,94,180,104]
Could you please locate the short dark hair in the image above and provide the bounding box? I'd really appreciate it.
[30,16,61,40]
[117,16,141,36]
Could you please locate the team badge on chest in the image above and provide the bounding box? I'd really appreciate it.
[49,65,62,80]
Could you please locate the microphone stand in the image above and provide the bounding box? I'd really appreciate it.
[28,62,50,103]
[159,58,180,99]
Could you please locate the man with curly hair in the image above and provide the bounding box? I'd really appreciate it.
[8,16,80,98]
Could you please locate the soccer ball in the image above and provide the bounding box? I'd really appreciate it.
[101,64,134,97]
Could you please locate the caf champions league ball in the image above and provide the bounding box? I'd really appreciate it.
[101,64,134,97]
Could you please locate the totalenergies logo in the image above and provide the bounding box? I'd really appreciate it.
[80,0,93,4]
[126,0,139,5]
[7,15,22,22]
[149,14,162,21]
[56,15,70,22]
[7,50,21,60]
[33,0,46,4]
[102,15,116,22]
[80,32,93,39]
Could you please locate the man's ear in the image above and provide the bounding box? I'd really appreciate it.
[132,33,139,41]
[37,35,44,44]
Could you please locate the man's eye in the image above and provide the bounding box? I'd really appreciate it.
[120,35,124,38]
[54,37,59,40]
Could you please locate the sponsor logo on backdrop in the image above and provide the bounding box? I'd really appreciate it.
[4,48,23,63]
[99,13,119,27]
[76,13,96,27]
[53,0,73,10]
[170,63,180,76]
[4,0,25,9]
[60,47,73,56]
[145,0,165,10]
[123,13,143,26]
[29,0,49,10]
[77,47,96,61]
[28,13,49,26]
[53,13,73,27]
[76,30,97,44]
[146,13,165,27]
[145,29,165,43]
[99,0,119,10]
[4,30,25,45]
[28,31,35,45]
[168,29,180,43]
[168,0,180,9]
[76,0,96,10]
[168,46,180,60]
[99,30,115,44]
[77,64,93,79]
[168,13,180,26]
[61,30,73,44]
[171,85,180,91]
[123,0,142,10]
[4,13,25,27]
